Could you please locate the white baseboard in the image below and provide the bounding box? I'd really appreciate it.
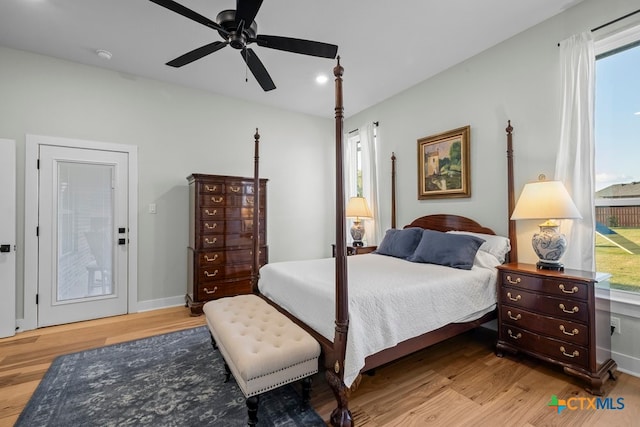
[136,295,187,312]
[611,349,640,378]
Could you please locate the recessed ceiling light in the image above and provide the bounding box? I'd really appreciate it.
[315,74,328,84]
[96,49,112,60]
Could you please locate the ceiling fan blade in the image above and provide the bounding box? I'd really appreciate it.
[149,0,228,34]
[236,0,263,28]
[241,48,276,91]
[166,41,228,67]
[255,35,338,59]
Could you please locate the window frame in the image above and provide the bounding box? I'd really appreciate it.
[593,23,640,310]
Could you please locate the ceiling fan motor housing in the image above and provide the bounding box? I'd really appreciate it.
[216,10,256,49]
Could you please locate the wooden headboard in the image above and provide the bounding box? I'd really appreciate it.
[404,214,497,235]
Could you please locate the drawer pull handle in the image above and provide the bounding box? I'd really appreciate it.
[507,329,522,340]
[507,311,521,321]
[204,270,219,277]
[229,186,241,193]
[560,346,579,358]
[204,185,218,192]
[211,196,224,203]
[204,209,217,216]
[204,254,219,262]
[559,284,579,294]
[507,292,521,302]
[203,286,218,295]
[249,250,262,255]
[204,237,218,244]
[205,223,218,229]
[506,275,521,285]
[559,325,579,336]
[559,304,579,314]
[246,196,254,206]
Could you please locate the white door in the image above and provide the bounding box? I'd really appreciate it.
[0,139,16,338]
[38,145,129,327]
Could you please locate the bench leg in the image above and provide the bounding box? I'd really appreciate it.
[302,376,312,406]
[223,362,231,383]
[247,395,259,426]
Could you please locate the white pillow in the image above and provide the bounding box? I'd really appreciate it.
[473,250,503,269]
[447,231,511,263]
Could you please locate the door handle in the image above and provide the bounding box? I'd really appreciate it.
[0,244,10,253]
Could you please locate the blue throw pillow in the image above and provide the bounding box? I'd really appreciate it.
[407,229,485,270]
[374,227,424,259]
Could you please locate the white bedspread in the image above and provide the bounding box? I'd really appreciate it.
[258,253,498,387]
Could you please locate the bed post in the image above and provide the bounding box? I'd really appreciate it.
[391,152,397,229]
[506,121,517,262]
[327,56,353,427]
[251,128,261,293]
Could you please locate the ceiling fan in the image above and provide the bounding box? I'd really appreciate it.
[150,0,339,91]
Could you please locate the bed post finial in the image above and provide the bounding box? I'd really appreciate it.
[334,55,343,77]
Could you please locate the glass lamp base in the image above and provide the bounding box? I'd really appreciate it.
[532,223,567,272]
[350,220,365,247]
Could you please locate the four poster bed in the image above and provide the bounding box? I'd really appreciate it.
[250,58,518,427]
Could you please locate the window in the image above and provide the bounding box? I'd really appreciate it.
[345,123,381,245]
[594,25,640,293]
[351,135,363,197]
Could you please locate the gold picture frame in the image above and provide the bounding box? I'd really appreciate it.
[417,125,470,199]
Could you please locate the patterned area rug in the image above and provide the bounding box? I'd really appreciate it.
[16,326,325,426]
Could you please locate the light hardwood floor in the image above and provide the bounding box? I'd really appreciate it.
[1,307,637,426]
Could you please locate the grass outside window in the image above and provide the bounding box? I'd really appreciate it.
[595,227,640,293]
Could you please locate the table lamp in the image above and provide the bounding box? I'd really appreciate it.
[346,196,372,247]
[511,179,582,270]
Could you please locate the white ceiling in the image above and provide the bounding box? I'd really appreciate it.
[0,0,582,118]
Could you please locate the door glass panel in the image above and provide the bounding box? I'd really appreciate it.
[57,162,113,301]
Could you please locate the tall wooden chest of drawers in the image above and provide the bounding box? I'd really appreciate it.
[186,174,267,315]
[496,263,616,395]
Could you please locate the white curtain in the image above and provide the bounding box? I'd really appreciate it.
[344,123,382,246]
[360,123,383,245]
[556,32,596,271]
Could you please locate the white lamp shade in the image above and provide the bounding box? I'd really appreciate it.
[346,197,373,219]
[511,181,582,220]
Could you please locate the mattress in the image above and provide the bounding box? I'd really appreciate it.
[258,252,498,387]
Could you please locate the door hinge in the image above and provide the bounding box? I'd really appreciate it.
[36,294,39,305]
[37,159,40,169]
[36,226,39,237]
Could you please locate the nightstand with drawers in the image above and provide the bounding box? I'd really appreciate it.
[495,262,617,395]
[331,245,377,257]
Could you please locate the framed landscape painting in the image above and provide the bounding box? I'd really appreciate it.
[417,126,470,199]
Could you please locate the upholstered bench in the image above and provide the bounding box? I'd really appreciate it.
[203,294,321,426]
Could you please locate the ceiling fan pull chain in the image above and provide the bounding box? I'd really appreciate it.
[245,49,249,83]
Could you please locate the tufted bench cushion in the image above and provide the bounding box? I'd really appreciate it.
[203,294,320,398]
